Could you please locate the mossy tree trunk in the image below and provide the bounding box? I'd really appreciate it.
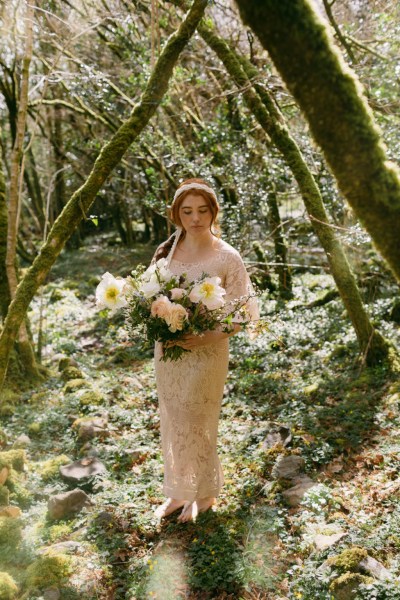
[195,17,392,365]
[5,2,41,381]
[0,143,10,321]
[234,0,400,283]
[0,0,209,393]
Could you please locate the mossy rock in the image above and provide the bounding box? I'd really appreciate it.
[0,572,18,599]
[28,422,42,436]
[78,390,105,406]
[63,379,89,394]
[0,450,25,473]
[0,517,22,553]
[58,357,77,372]
[0,405,15,418]
[330,344,348,359]
[61,366,84,382]
[46,522,75,544]
[330,572,372,600]
[25,553,72,590]
[40,455,72,482]
[29,391,48,404]
[327,546,368,571]
[62,280,80,290]
[0,485,9,506]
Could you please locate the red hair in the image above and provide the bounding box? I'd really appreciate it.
[169,178,220,238]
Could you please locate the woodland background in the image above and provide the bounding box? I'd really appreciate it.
[0,1,400,599]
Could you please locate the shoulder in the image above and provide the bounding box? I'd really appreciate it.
[216,239,242,260]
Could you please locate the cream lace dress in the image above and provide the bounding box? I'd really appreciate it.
[154,239,258,501]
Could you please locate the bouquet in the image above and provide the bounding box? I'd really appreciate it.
[95,257,255,361]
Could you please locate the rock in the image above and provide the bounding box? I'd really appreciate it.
[0,467,9,485]
[47,489,94,520]
[262,423,292,449]
[39,541,85,555]
[72,416,109,441]
[43,587,60,600]
[13,434,31,449]
[272,455,305,480]
[0,506,22,518]
[63,379,88,394]
[282,475,316,506]
[313,532,347,551]
[60,457,107,484]
[359,556,392,581]
[94,510,114,527]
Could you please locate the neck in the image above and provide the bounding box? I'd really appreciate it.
[181,230,215,250]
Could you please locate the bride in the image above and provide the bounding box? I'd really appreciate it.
[151,178,258,523]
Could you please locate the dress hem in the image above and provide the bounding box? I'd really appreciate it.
[162,484,222,501]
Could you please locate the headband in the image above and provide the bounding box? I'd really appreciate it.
[173,182,217,202]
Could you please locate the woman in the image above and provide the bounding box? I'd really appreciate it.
[152,178,258,523]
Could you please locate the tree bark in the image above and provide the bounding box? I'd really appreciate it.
[234,0,400,283]
[194,17,392,365]
[5,1,41,380]
[0,0,209,393]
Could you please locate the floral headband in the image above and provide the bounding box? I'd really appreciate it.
[173,182,217,202]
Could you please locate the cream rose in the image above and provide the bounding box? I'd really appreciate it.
[165,303,188,333]
[151,295,172,319]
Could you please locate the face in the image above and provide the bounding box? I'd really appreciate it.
[178,193,213,234]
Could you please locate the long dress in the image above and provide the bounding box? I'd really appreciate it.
[154,239,257,502]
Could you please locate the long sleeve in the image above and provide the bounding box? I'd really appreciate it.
[224,251,259,329]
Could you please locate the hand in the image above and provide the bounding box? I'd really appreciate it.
[165,330,227,350]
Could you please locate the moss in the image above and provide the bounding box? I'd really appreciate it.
[25,553,72,590]
[0,450,25,473]
[29,391,48,404]
[28,422,42,436]
[40,455,72,482]
[0,485,9,506]
[329,572,372,600]
[0,405,15,417]
[303,382,319,396]
[0,572,18,599]
[61,366,84,381]
[0,517,22,554]
[327,546,368,571]
[46,522,74,543]
[79,390,104,406]
[6,472,33,509]
[63,379,88,394]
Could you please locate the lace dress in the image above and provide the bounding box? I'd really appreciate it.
[154,239,258,501]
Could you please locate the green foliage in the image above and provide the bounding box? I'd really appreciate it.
[187,513,243,594]
[0,517,22,562]
[39,455,72,482]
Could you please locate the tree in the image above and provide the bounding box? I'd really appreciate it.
[234,0,400,282]
[188,12,392,365]
[0,0,208,393]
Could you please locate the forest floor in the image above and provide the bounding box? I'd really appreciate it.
[1,234,400,600]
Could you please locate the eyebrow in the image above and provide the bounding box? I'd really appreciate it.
[181,204,209,209]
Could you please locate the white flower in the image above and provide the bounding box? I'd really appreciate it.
[189,276,226,310]
[95,272,127,311]
[139,273,161,298]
